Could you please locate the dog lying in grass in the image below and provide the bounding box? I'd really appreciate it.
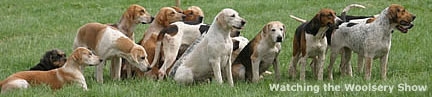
[29,49,67,71]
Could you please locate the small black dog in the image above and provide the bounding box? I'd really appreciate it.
[29,49,67,71]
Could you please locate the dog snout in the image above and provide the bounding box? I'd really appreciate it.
[412,15,416,20]
[240,20,246,26]
[182,15,186,20]
[276,36,283,42]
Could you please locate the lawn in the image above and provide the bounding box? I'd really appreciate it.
[0,0,431,96]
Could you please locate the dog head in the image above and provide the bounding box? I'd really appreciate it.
[156,7,186,27]
[184,6,204,23]
[387,4,416,33]
[127,45,151,72]
[40,49,67,68]
[306,9,339,33]
[216,9,246,31]
[123,4,153,24]
[262,21,286,43]
[71,47,102,66]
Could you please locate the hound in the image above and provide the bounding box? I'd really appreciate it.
[73,23,151,83]
[0,47,102,93]
[288,8,342,80]
[328,4,416,80]
[231,36,249,63]
[289,4,367,77]
[231,21,285,82]
[173,9,246,86]
[141,7,185,43]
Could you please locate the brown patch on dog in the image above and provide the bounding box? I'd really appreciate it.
[317,9,337,27]
[184,6,204,22]
[188,6,204,17]
[387,4,415,25]
[115,37,135,53]
[77,23,107,50]
[366,17,376,23]
[171,6,183,13]
[156,7,185,27]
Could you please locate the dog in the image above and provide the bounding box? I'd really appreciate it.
[109,4,154,40]
[73,22,151,83]
[327,4,416,80]
[0,47,102,93]
[288,8,342,80]
[172,9,246,86]
[289,4,368,77]
[30,49,67,71]
[141,7,185,43]
[231,21,285,82]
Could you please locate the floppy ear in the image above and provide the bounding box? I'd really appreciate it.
[216,12,226,28]
[282,25,287,38]
[387,6,399,23]
[156,10,168,26]
[71,51,81,62]
[126,5,137,21]
[262,24,271,34]
[305,14,321,34]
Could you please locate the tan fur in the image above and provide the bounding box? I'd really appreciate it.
[115,37,135,53]
[77,23,107,50]
[1,48,100,93]
[387,4,415,26]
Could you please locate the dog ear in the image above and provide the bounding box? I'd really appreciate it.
[262,23,271,34]
[71,50,82,62]
[126,5,138,21]
[387,5,400,23]
[282,25,286,38]
[216,12,226,28]
[156,9,167,26]
[305,13,321,34]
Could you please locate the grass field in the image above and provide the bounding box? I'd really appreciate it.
[0,0,431,96]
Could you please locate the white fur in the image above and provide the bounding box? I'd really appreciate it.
[173,9,245,86]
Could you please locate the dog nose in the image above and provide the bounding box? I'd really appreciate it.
[412,15,416,20]
[182,15,186,19]
[241,20,246,26]
[276,36,283,42]
[147,67,152,70]
[150,16,155,22]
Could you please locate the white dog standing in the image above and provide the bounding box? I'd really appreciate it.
[173,9,246,86]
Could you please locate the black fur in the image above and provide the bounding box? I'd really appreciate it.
[232,41,240,51]
[304,16,321,36]
[30,49,67,71]
[347,23,358,27]
[199,24,210,34]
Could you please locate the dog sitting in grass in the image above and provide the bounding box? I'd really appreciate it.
[30,49,67,71]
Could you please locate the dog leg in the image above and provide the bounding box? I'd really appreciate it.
[317,53,326,80]
[225,55,234,86]
[210,57,223,84]
[357,55,364,75]
[328,49,338,80]
[380,54,388,80]
[311,57,318,78]
[111,56,122,80]
[299,57,307,80]
[273,53,281,82]
[96,60,105,83]
[341,48,352,77]
[251,57,261,83]
[78,80,88,91]
[288,54,300,79]
[365,56,373,80]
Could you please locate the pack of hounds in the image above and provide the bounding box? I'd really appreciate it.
[0,2,416,93]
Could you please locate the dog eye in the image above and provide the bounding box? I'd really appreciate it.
[140,10,145,13]
[171,12,175,14]
[231,14,235,17]
[141,56,145,60]
[280,28,283,31]
[271,29,276,32]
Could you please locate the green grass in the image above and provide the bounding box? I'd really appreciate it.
[0,0,431,96]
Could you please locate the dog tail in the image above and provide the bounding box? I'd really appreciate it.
[151,25,179,68]
[289,15,307,23]
[341,4,366,22]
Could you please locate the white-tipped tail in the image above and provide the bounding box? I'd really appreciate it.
[342,4,366,13]
[289,15,307,23]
